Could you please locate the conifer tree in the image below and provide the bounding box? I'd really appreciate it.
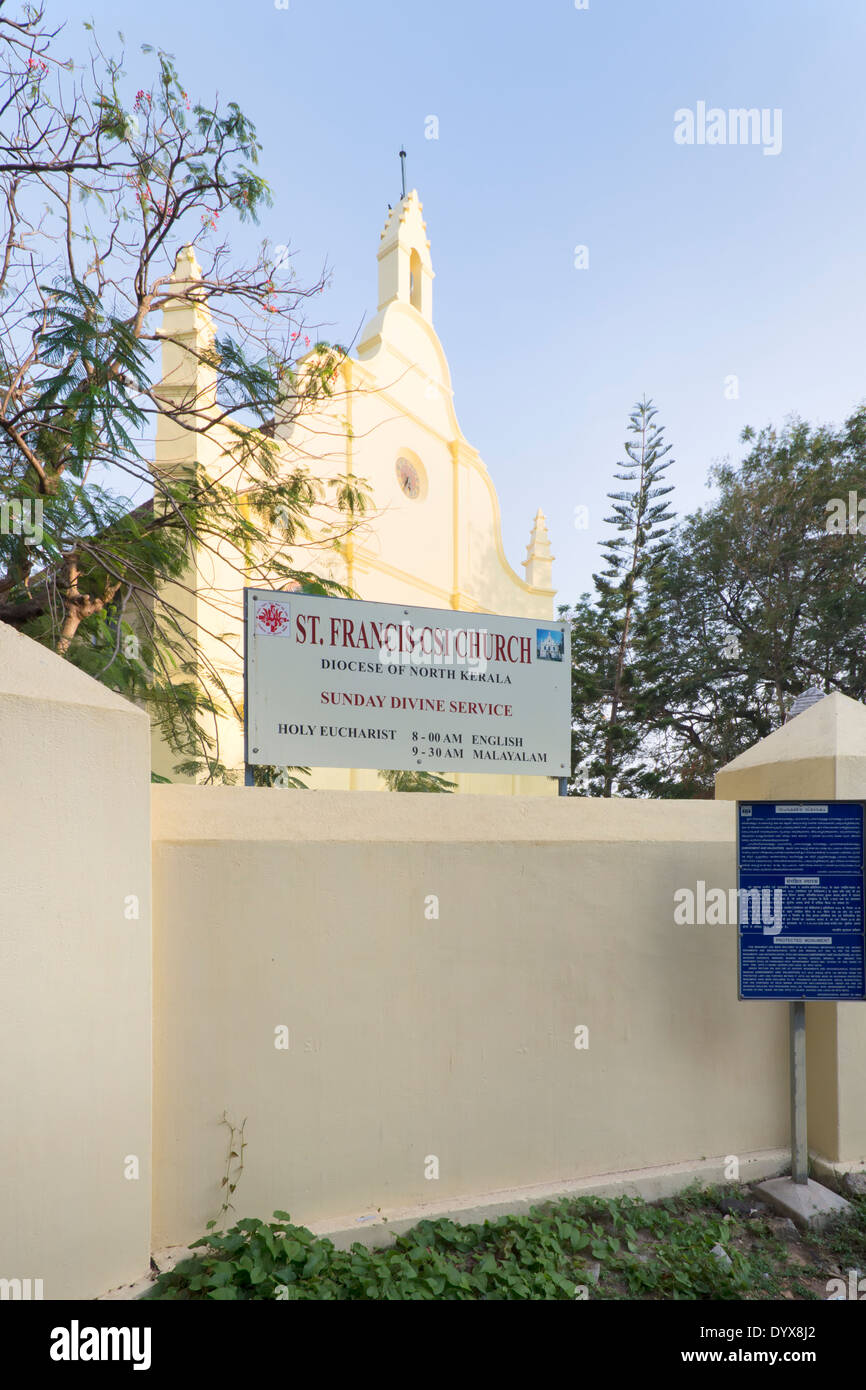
[566,397,676,796]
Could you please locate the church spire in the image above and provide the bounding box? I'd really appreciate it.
[377,188,434,321]
[523,510,554,589]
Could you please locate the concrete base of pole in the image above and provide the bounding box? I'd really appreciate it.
[756,1176,854,1231]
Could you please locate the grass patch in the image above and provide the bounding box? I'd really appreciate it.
[141,1183,866,1301]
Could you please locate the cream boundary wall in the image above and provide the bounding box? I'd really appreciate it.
[151,788,790,1249]
[6,635,866,1298]
[0,623,152,1300]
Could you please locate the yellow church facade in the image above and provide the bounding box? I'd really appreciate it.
[151,190,559,795]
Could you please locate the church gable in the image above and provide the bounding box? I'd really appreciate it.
[154,186,556,623]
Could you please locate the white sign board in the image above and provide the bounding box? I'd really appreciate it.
[244,590,571,777]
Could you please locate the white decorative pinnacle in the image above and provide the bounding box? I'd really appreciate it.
[526,509,552,559]
[172,243,203,282]
[524,510,554,588]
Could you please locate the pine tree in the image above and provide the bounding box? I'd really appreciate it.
[570,398,676,796]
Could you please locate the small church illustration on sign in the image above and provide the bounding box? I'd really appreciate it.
[151,182,559,795]
[536,629,565,662]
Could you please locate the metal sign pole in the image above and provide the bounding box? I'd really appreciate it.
[790,1000,808,1184]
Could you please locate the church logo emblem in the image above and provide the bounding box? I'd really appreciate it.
[536,629,564,662]
[256,600,291,637]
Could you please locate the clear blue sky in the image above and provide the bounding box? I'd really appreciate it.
[61,0,866,603]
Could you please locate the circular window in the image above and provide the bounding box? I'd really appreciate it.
[396,456,423,500]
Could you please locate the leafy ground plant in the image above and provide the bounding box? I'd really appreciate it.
[141,1184,866,1301]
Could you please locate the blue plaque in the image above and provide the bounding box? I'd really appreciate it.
[737,801,866,1000]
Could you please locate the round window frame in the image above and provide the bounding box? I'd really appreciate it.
[395,452,427,501]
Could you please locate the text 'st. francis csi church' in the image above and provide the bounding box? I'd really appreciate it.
[151,185,559,795]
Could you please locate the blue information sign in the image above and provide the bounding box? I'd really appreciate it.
[737,801,866,1001]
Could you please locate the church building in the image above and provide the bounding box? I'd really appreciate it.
[151,189,559,795]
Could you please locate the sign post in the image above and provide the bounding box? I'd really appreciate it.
[737,799,864,1221]
[790,1001,807,1185]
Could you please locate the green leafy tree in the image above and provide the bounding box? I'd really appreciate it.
[636,409,866,795]
[251,765,310,789]
[0,5,369,781]
[378,769,456,793]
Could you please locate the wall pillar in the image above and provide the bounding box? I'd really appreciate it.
[0,623,152,1297]
[715,692,866,1169]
